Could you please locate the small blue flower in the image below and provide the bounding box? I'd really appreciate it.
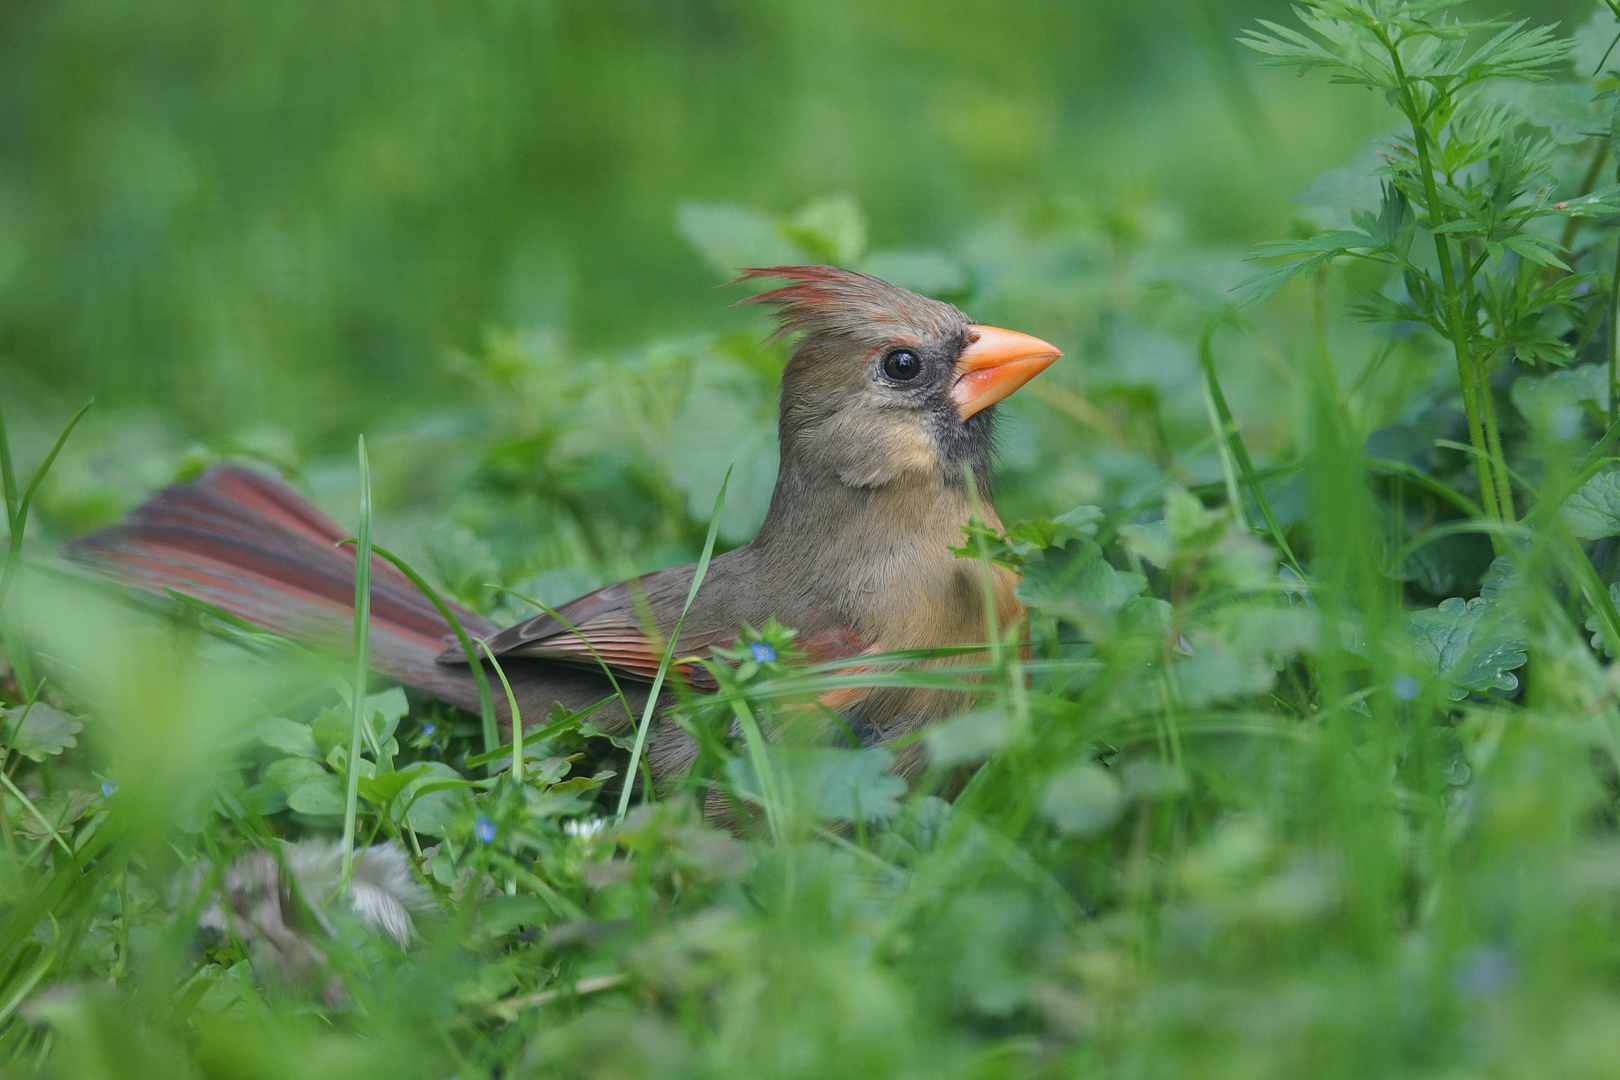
[1392,674,1421,701]
[474,814,497,843]
[749,641,776,663]
[421,723,436,737]
[427,743,440,755]
[100,780,119,799]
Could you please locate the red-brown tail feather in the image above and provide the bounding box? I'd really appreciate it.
[65,463,500,714]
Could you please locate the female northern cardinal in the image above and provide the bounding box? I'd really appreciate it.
[70,266,1061,778]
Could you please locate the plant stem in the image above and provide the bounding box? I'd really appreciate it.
[340,435,373,893]
[1478,359,1516,520]
[1611,229,1620,432]
[1382,39,1504,540]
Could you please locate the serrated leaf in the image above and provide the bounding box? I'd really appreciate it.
[1016,540,1146,630]
[1585,581,1620,657]
[1,703,83,761]
[1405,597,1528,700]
[12,788,99,840]
[1563,470,1620,539]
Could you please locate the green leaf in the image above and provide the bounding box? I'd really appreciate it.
[356,765,431,808]
[925,707,1011,767]
[1016,540,1146,631]
[255,716,321,759]
[1041,763,1123,836]
[265,756,328,796]
[403,762,472,836]
[366,686,410,741]
[1,703,83,761]
[1405,597,1528,700]
[285,772,347,816]
[667,365,778,543]
[1005,506,1103,551]
[1585,582,1620,657]
[1513,365,1609,436]
[781,195,867,266]
[477,895,549,935]
[1563,470,1620,539]
[726,746,905,822]
[676,202,803,275]
[311,708,350,757]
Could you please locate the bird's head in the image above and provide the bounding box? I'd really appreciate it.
[736,265,1061,492]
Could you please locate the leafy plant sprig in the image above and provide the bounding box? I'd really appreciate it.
[1241,1,1620,535]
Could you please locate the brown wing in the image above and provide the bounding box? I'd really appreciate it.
[437,567,735,690]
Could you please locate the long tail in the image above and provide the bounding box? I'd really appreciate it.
[65,463,499,714]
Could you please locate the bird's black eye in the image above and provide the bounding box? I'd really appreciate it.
[882,349,922,381]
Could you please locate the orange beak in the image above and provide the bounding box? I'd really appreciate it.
[951,325,1063,419]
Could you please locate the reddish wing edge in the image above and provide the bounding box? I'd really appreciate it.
[68,463,882,722]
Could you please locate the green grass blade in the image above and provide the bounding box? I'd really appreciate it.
[0,400,92,619]
[490,584,637,756]
[340,435,372,893]
[477,640,523,779]
[614,464,730,823]
[1199,324,1307,579]
[353,543,500,770]
[1366,458,1485,519]
[0,402,18,527]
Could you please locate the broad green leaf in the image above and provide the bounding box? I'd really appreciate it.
[1513,365,1608,436]
[366,686,410,741]
[667,364,778,543]
[310,708,350,757]
[727,746,906,822]
[782,195,867,266]
[1041,763,1123,835]
[13,788,99,841]
[1005,506,1103,552]
[925,707,1011,767]
[1016,540,1146,630]
[403,761,472,836]
[285,772,347,816]
[1563,470,1620,539]
[676,202,803,275]
[1,702,83,761]
[357,765,431,808]
[266,756,328,796]
[1480,555,1517,600]
[478,895,549,935]
[255,716,321,759]
[1406,597,1528,700]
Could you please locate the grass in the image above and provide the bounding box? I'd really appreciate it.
[9,2,1620,1077]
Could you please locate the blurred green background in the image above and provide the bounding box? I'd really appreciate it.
[0,0,1593,580]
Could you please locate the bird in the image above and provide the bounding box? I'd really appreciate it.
[68,265,1061,782]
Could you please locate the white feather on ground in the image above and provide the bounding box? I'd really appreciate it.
[198,841,434,992]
